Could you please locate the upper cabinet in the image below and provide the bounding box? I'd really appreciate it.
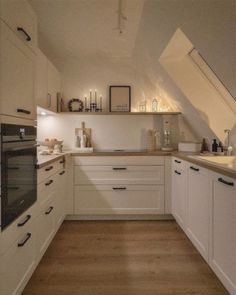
[0,0,37,52]
[36,48,61,112]
[0,20,36,120]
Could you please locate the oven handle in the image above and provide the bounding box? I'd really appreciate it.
[2,141,37,152]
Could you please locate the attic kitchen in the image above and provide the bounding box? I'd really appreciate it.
[0,0,235,294]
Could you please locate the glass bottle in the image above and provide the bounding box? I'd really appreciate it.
[152,98,158,112]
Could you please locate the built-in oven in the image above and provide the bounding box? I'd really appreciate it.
[0,123,37,230]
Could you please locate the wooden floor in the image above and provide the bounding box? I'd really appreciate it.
[23,220,228,295]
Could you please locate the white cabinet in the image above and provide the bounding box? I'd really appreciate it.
[35,48,61,112]
[186,164,210,261]
[171,158,187,230]
[0,20,36,119]
[73,156,165,216]
[0,0,37,52]
[210,173,236,295]
[55,169,67,227]
[0,221,36,295]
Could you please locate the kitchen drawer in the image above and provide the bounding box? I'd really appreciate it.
[35,196,56,260]
[172,157,187,171]
[74,185,164,215]
[74,156,165,166]
[0,201,38,256]
[37,172,58,208]
[0,0,37,52]
[37,158,64,184]
[74,165,164,185]
[0,221,36,295]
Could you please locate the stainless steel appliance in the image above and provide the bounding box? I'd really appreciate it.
[0,123,37,230]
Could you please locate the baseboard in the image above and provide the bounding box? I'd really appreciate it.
[65,214,174,221]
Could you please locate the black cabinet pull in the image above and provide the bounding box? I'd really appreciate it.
[218,178,234,187]
[17,27,31,41]
[112,187,127,190]
[45,180,53,186]
[17,215,31,227]
[8,186,20,190]
[18,233,31,247]
[17,108,31,115]
[59,159,65,164]
[59,171,65,175]
[45,166,53,171]
[174,170,181,175]
[45,206,54,215]
[174,159,181,164]
[8,167,20,170]
[190,166,199,172]
[113,167,127,171]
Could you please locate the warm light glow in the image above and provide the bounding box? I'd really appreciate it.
[41,111,47,116]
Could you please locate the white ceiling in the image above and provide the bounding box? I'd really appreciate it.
[29,0,145,59]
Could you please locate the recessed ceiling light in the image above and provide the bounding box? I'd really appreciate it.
[41,111,47,116]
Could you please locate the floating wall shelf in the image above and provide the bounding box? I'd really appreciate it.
[59,111,181,115]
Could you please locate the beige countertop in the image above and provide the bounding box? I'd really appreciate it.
[36,150,236,179]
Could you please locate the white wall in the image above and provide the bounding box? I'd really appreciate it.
[37,113,197,150]
[38,0,236,151]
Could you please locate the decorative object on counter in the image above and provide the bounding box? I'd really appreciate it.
[139,100,146,112]
[75,121,93,152]
[161,119,174,151]
[147,129,158,151]
[39,138,63,154]
[178,141,201,152]
[212,139,218,152]
[200,138,209,153]
[152,98,158,112]
[68,98,84,112]
[109,85,131,112]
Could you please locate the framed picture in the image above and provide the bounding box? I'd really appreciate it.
[109,86,131,112]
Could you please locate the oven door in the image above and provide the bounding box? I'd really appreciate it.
[1,141,37,229]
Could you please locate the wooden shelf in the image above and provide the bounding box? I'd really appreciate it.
[59,111,181,115]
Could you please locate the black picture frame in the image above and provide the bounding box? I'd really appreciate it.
[109,86,131,112]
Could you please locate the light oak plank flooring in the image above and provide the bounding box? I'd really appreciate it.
[23,220,228,295]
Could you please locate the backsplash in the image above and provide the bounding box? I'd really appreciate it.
[37,113,197,150]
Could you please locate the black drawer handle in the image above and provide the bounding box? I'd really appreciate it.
[45,166,53,171]
[45,180,53,186]
[59,171,65,175]
[17,108,31,115]
[8,186,20,190]
[218,178,234,186]
[45,206,54,215]
[8,167,20,170]
[17,215,31,227]
[174,160,181,164]
[18,233,31,247]
[59,159,65,164]
[113,167,127,171]
[190,166,199,172]
[174,170,181,175]
[112,187,127,190]
[17,27,31,41]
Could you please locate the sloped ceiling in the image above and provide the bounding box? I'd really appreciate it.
[29,0,145,59]
[29,0,236,147]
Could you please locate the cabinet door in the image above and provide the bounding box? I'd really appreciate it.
[0,21,36,119]
[171,167,187,230]
[187,164,210,261]
[47,60,61,112]
[0,222,36,295]
[55,170,66,228]
[35,48,48,109]
[35,197,56,260]
[210,175,236,295]
[0,0,37,52]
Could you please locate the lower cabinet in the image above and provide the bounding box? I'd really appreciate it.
[186,164,210,261]
[210,173,236,295]
[35,195,56,259]
[54,169,67,227]
[74,185,164,215]
[0,222,37,295]
[171,161,187,230]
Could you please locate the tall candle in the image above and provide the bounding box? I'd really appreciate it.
[95,89,97,104]
[84,95,87,109]
[89,89,92,103]
[99,95,102,111]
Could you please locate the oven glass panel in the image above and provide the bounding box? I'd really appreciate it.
[1,145,37,229]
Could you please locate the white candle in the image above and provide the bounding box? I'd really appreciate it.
[95,89,97,104]
[89,89,92,103]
